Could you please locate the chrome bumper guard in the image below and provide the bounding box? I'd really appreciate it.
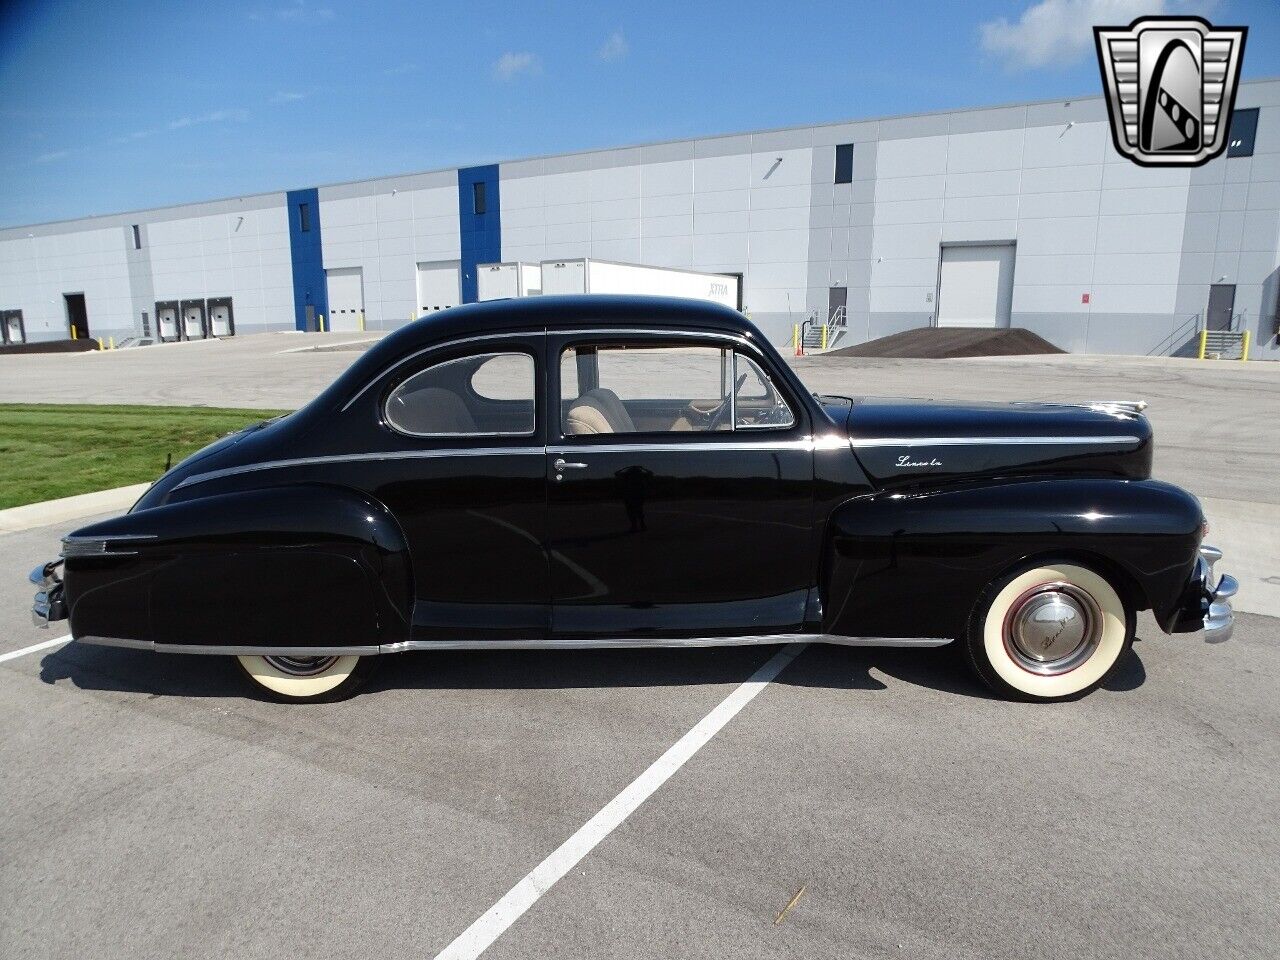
[30,561,66,628]
[1199,544,1236,644]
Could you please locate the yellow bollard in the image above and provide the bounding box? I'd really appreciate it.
[70,326,77,340]
[1241,329,1251,362]
[1197,329,1208,360]
[359,310,366,332]
[96,337,104,351]
[821,324,828,350]
[318,314,326,333]
[108,336,115,350]
[792,324,799,353]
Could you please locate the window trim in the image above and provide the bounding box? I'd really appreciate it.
[732,351,796,431]
[382,349,538,439]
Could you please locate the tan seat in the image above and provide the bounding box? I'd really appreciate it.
[566,388,637,435]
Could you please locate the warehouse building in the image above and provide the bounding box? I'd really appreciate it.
[1,78,1278,358]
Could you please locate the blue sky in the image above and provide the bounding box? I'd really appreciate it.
[1,0,1276,226]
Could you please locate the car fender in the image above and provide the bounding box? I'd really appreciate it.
[821,478,1203,640]
[63,484,413,650]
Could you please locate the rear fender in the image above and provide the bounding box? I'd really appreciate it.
[821,478,1203,640]
[63,484,412,650]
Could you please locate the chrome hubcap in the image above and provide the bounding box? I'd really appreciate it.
[1004,582,1102,676]
[262,655,339,677]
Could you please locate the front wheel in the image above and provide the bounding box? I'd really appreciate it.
[235,654,375,703]
[966,561,1134,702]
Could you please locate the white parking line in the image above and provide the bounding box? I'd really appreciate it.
[0,635,72,665]
[433,643,806,960]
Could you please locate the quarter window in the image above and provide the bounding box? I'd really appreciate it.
[386,351,535,436]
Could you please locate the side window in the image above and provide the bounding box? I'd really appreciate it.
[386,352,534,437]
[1227,107,1259,158]
[559,342,797,436]
[834,143,854,184]
[733,353,795,430]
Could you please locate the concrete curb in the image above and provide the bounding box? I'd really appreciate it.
[0,483,150,535]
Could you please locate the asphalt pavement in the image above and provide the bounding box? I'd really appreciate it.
[1,514,1277,959]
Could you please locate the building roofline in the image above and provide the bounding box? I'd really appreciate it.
[4,76,1277,234]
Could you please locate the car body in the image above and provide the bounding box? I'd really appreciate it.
[31,295,1235,702]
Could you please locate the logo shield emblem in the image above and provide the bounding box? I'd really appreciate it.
[1095,16,1247,167]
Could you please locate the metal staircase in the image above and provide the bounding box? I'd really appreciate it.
[1197,314,1250,361]
[799,306,847,353]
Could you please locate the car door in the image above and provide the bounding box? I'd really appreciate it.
[362,337,550,643]
[545,330,816,640]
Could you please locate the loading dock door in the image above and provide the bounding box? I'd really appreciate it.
[157,302,179,341]
[208,297,235,337]
[64,293,89,340]
[937,244,1016,329]
[416,260,461,314]
[181,300,206,339]
[325,268,364,332]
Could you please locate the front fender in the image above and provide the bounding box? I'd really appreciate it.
[63,484,412,650]
[822,478,1204,640]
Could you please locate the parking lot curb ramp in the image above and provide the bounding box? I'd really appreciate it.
[0,483,150,535]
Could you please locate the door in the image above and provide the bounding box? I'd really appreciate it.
[828,286,847,325]
[1207,284,1236,331]
[325,267,364,331]
[546,333,815,639]
[416,260,461,314]
[64,293,89,340]
[1,310,23,344]
[364,341,549,642]
[937,243,1016,328]
[157,303,179,340]
[208,298,234,336]
[181,300,206,339]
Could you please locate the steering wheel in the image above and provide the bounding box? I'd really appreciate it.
[705,373,748,431]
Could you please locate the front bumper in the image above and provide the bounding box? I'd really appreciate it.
[1197,544,1236,644]
[30,561,67,628]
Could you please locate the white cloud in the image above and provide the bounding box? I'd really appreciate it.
[980,0,1218,70]
[598,30,628,62]
[168,108,250,130]
[492,51,540,81]
[249,1,334,23]
[35,149,71,163]
[272,90,308,103]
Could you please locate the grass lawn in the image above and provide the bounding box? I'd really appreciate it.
[0,404,290,509]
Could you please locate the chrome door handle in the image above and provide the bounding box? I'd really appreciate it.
[554,458,587,471]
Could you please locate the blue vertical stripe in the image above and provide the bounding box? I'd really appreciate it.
[457,165,501,304]
[286,187,328,331]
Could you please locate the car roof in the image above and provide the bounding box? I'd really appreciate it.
[392,294,758,343]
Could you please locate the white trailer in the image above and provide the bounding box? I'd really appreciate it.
[476,262,542,301]
[539,259,741,310]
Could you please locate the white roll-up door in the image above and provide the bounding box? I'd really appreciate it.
[937,244,1016,328]
[325,267,364,331]
[416,260,461,314]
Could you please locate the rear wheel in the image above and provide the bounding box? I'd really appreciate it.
[235,654,374,703]
[966,561,1134,702]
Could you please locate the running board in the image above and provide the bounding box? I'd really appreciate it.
[77,634,953,656]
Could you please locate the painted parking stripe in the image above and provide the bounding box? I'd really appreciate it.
[0,635,72,665]
[433,643,806,960]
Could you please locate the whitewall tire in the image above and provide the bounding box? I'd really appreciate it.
[235,654,371,702]
[966,562,1134,702]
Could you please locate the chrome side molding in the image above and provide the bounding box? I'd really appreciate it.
[77,633,954,656]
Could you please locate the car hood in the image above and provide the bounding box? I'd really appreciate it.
[844,397,1153,489]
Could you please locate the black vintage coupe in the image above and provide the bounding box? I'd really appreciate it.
[31,296,1234,702]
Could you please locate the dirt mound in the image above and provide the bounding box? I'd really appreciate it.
[826,327,1065,359]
